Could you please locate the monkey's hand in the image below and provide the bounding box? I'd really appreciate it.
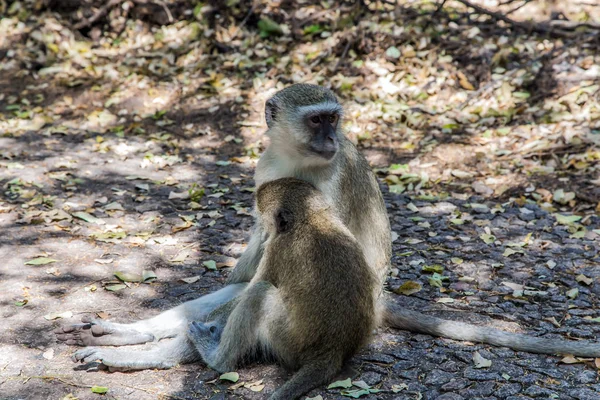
[187,321,224,370]
[55,316,154,346]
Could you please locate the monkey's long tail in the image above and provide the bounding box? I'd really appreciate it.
[384,302,600,357]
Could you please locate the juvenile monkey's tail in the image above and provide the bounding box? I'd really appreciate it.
[268,359,341,400]
[384,301,600,357]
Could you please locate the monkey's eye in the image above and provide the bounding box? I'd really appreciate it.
[310,116,321,124]
[329,115,338,124]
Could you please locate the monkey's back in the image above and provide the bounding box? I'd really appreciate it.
[266,218,377,367]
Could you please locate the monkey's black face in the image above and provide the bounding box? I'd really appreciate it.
[305,112,339,160]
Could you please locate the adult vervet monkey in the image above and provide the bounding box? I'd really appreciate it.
[61,84,600,372]
[226,83,392,290]
[188,178,377,400]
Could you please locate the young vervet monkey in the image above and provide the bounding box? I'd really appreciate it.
[188,178,377,400]
[60,84,600,372]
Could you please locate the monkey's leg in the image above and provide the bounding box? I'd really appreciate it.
[72,334,198,371]
[55,317,155,347]
[55,283,247,347]
[187,281,279,372]
[226,224,264,284]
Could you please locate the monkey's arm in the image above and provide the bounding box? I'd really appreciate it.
[385,300,600,357]
[188,281,275,372]
[226,224,265,284]
[56,284,246,347]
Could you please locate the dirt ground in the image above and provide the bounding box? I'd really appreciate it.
[1,0,600,399]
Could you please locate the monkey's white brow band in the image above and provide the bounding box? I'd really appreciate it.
[298,101,343,116]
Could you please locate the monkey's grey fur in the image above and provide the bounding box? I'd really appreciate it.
[188,178,377,400]
[228,84,392,296]
[59,83,600,376]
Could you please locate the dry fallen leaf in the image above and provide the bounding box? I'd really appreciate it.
[560,355,582,364]
[181,276,201,284]
[576,274,594,286]
[437,297,454,303]
[472,181,493,196]
[451,169,475,179]
[220,372,239,382]
[457,71,475,91]
[169,190,190,200]
[502,281,524,297]
[544,317,561,328]
[393,281,422,296]
[244,380,265,392]
[25,257,59,265]
[473,351,492,368]
[43,311,73,320]
[42,348,54,360]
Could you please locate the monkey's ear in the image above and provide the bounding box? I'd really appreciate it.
[265,98,277,128]
[274,208,294,234]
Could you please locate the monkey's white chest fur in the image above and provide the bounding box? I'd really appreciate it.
[255,150,339,206]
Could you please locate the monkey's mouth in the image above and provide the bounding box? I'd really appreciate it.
[309,146,337,160]
[308,137,338,160]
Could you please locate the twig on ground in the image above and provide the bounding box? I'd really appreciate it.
[120,384,188,400]
[520,145,588,158]
[152,0,173,23]
[73,307,123,314]
[454,0,577,37]
[114,1,133,38]
[6,375,92,389]
[333,36,355,72]
[506,0,533,15]
[424,0,448,30]
[575,191,599,205]
[73,0,123,30]
[231,0,257,39]
[131,0,174,23]
[547,19,600,30]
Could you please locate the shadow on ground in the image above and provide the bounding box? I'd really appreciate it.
[1,0,600,399]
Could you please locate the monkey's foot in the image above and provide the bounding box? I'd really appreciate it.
[72,347,130,371]
[187,321,224,370]
[55,316,154,346]
[72,347,175,371]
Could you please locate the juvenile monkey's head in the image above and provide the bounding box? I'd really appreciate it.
[265,84,343,163]
[256,178,328,235]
